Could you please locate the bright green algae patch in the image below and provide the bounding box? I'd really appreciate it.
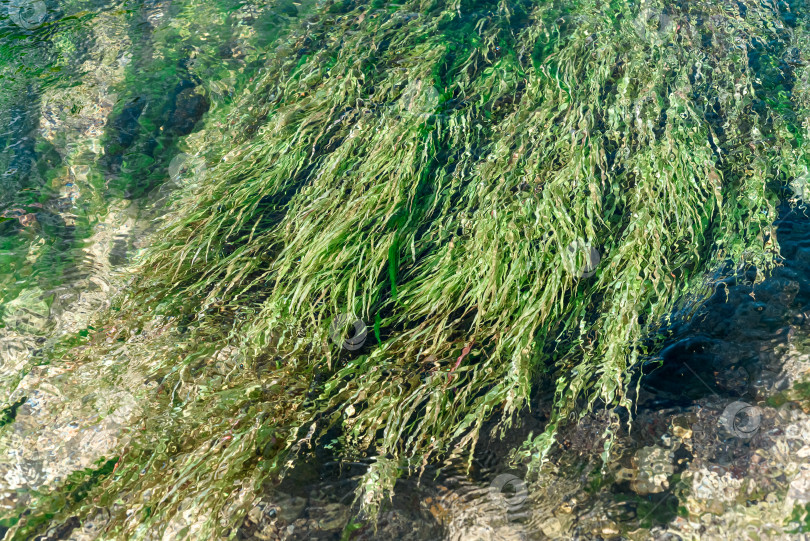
[5,0,810,537]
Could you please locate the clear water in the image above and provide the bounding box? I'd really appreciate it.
[0,0,309,367]
[2,1,810,539]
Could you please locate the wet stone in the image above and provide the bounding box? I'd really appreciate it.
[631,446,675,495]
[786,466,810,510]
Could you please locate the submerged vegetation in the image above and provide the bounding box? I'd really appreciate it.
[4,0,810,537]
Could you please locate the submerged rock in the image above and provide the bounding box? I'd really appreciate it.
[631,446,676,495]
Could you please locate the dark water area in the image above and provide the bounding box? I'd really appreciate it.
[641,202,810,408]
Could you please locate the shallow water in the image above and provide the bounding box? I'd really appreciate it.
[2,1,810,540]
[0,0,311,373]
[0,0,315,535]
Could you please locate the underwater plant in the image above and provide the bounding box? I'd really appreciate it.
[4,0,810,537]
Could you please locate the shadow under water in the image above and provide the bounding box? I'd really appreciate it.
[233,202,810,540]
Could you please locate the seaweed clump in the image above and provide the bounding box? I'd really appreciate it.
[5,0,810,537]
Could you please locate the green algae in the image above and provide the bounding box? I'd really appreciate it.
[0,397,26,429]
[788,501,810,534]
[5,0,810,537]
[2,457,118,540]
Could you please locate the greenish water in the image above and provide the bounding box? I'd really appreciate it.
[0,0,316,536]
[2,0,810,539]
[0,0,312,334]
